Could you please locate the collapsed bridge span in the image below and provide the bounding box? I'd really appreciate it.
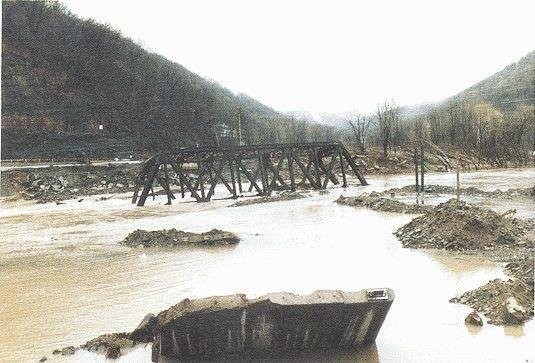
[132,142,367,206]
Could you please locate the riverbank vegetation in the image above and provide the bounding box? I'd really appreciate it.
[2,1,533,167]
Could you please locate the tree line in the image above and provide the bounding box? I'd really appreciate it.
[342,98,534,163]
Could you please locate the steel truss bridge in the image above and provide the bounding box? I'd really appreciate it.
[132,142,367,206]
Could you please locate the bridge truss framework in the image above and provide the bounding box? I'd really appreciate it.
[132,142,368,206]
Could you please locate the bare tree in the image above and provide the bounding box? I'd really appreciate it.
[346,112,373,153]
[376,99,399,157]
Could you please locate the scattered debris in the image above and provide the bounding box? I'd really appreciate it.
[82,333,136,359]
[395,199,534,250]
[121,229,239,248]
[465,311,483,326]
[1,164,139,203]
[230,191,306,207]
[336,193,432,214]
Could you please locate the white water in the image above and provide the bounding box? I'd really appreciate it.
[0,168,533,362]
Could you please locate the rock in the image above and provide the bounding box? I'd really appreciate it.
[39,356,47,362]
[504,297,528,324]
[106,346,121,359]
[51,349,61,355]
[61,346,76,355]
[465,311,483,326]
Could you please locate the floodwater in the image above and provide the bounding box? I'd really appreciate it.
[0,168,533,362]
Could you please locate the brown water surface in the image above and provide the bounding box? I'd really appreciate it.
[0,168,533,362]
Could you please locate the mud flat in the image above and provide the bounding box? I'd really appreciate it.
[55,289,394,361]
[121,229,239,247]
[230,191,306,207]
[377,184,535,199]
[336,193,432,214]
[395,199,534,325]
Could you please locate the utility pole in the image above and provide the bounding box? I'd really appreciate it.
[456,157,461,201]
[237,107,243,145]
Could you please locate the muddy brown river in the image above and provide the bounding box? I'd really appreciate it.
[1,168,533,362]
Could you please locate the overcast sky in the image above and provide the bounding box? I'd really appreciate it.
[62,0,534,115]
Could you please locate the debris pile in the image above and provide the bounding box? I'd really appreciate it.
[450,257,534,326]
[230,190,305,207]
[336,193,432,214]
[55,313,157,359]
[2,164,138,203]
[395,199,534,250]
[121,228,239,247]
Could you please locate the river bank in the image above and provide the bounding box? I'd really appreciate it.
[1,152,533,205]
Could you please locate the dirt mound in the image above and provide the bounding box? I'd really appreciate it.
[336,193,432,214]
[450,273,533,325]
[121,228,239,247]
[395,199,534,250]
[230,191,305,207]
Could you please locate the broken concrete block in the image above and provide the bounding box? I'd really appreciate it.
[152,289,394,361]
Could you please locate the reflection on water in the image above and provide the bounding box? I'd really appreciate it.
[0,168,533,362]
[466,324,483,336]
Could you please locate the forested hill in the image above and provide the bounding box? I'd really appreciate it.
[448,51,535,109]
[1,1,282,158]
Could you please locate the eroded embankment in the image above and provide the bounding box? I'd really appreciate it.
[1,163,139,203]
[121,229,239,247]
[394,199,534,325]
